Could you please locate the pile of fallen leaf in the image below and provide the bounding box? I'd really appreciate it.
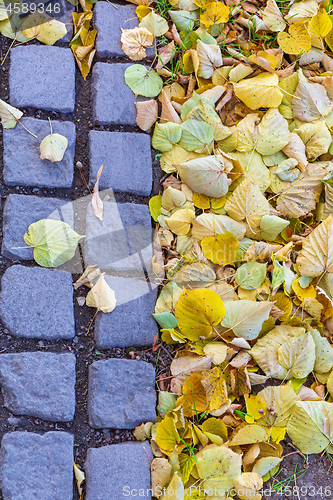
[120,0,333,498]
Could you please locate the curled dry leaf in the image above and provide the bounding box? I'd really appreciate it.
[135,99,158,130]
[121,27,154,61]
[92,165,104,222]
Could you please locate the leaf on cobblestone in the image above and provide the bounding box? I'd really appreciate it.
[24,219,84,268]
[125,64,163,97]
[71,9,97,79]
[0,99,23,129]
[73,265,101,289]
[135,99,158,130]
[121,27,154,60]
[21,13,67,45]
[92,165,103,222]
[86,274,117,313]
[40,133,68,162]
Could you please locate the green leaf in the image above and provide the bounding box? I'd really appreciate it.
[272,256,285,291]
[260,215,290,241]
[235,262,267,290]
[152,122,182,152]
[168,10,196,31]
[124,65,163,97]
[24,219,84,267]
[153,312,178,329]
[149,193,162,222]
[179,119,214,153]
[221,300,272,340]
[157,391,178,418]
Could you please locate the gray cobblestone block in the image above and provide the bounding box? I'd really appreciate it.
[89,130,152,195]
[92,62,148,126]
[93,2,138,57]
[10,46,75,112]
[0,431,74,500]
[2,194,74,260]
[85,441,153,500]
[94,275,158,348]
[88,358,156,429]
[0,352,76,422]
[3,118,75,188]
[0,265,75,340]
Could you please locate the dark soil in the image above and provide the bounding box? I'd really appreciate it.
[0,19,331,500]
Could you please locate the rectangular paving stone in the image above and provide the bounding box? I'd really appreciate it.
[2,194,74,260]
[3,118,75,188]
[94,275,158,349]
[0,431,73,500]
[84,194,153,271]
[92,62,148,126]
[93,2,138,57]
[0,352,76,422]
[0,265,75,340]
[10,46,75,112]
[85,441,153,500]
[89,130,152,196]
[88,358,156,429]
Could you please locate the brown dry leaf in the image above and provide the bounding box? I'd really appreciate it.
[135,100,158,130]
[160,89,181,124]
[92,165,103,222]
[178,372,208,417]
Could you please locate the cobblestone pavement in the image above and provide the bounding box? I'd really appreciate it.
[0,2,158,498]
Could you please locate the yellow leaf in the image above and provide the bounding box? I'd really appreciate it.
[291,278,316,301]
[201,232,239,265]
[245,394,268,422]
[200,2,230,27]
[295,120,331,160]
[195,444,242,491]
[40,133,68,162]
[224,178,270,234]
[231,424,268,446]
[21,13,67,45]
[201,366,229,411]
[277,22,312,55]
[167,207,195,235]
[178,372,208,417]
[308,8,332,39]
[156,416,180,455]
[203,341,228,364]
[269,426,286,443]
[235,472,263,500]
[121,26,153,60]
[287,401,333,454]
[151,458,172,497]
[139,11,169,37]
[257,384,300,428]
[175,288,225,341]
[233,73,283,110]
[136,5,152,20]
[161,472,184,500]
[297,214,333,277]
[85,274,116,313]
[262,0,286,32]
[192,193,226,209]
